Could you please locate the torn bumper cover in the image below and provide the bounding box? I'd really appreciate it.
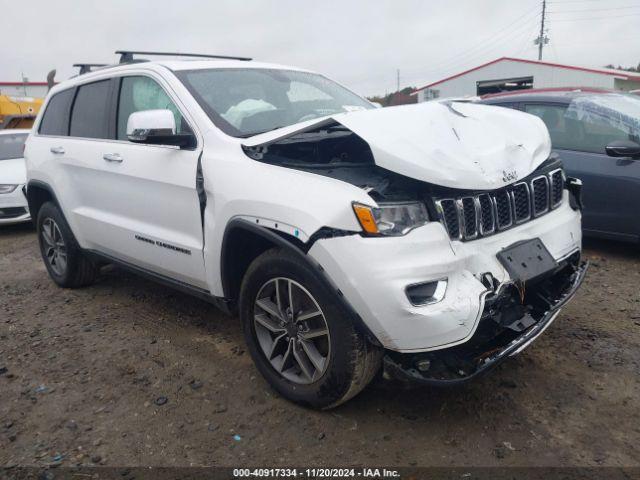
[383,256,588,386]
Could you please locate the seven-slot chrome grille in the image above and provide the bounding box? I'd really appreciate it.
[435,168,564,241]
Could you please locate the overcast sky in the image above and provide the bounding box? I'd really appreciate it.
[2,0,640,96]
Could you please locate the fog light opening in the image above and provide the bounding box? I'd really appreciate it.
[406,279,447,306]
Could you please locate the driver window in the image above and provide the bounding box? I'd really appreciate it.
[525,102,636,154]
[578,112,634,153]
[117,76,186,140]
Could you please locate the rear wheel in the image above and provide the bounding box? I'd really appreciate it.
[240,248,382,409]
[37,202,98,288]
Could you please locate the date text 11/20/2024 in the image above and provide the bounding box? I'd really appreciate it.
[233,468,401,478]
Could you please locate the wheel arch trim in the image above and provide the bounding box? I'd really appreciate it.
[220,218,381,345]
[26,180,63,220]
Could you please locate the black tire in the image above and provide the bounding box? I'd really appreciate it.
[37,202,98,288]
[239,247,382,409]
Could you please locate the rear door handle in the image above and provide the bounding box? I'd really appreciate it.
[50,147,65,155]
[103,153,123,163]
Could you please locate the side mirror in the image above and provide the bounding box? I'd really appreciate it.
[127,109,195,149]
[605,139,640,159]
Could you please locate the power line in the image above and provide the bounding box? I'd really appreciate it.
[355,3,550,92]
[551,0,636,3]
[350,5,541,89]
[514,23,541,57]
[552,34,640,45]
[399,6,541,81]
[549,5,640,13]
[551,11,640,20]
[400,20,539,85]
[404,25,531,84]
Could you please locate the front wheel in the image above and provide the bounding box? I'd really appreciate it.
[239,248,382,409]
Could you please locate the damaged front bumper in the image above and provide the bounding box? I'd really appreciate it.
[383,256,588,386]
[308,196,583,352]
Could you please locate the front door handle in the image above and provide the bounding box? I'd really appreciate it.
[50,147,65,155]
[103,153,123,163]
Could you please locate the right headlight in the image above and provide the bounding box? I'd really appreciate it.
[0,184,19,194]
[352,201,429,236]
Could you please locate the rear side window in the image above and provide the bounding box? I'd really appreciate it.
[70,80,112,139]
[39,89,74,136]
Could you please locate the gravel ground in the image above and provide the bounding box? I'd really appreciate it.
[0,222,639,468]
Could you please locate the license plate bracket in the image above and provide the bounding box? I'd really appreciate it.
[496,238,557,283]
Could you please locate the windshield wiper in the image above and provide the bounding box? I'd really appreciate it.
[239,125,289,138]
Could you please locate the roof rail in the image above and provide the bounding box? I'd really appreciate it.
[73,63,109,75]
[115,50,252,64]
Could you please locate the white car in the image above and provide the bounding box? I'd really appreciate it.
[0,129,31,224]
[25,51,587,408]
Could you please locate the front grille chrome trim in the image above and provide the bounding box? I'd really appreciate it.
[435,199,462,240]
[493,190,513,230]
[510,181,531,224]
[531,175,550,217]
[476,194,495,236]
[434,168,565,242]
[460,196,479,240]
[548,168,564,209]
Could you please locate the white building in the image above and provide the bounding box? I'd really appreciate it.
[0,82,48,98]
[414,57,640,102]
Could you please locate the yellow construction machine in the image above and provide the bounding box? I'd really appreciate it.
[0,93,43,129]
[0,70,55,129]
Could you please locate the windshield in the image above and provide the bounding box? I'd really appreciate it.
[0,133,28,161]
[176,68,373,137]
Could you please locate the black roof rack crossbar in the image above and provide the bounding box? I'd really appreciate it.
[73,63,109,75]
[115,50,252,64]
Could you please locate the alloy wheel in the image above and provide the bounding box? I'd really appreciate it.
[253,277,330,384]
[41,218,68,276]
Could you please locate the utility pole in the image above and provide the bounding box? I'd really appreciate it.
[396,69,400,93]
[535,0,548,60]
[21,72,28,96]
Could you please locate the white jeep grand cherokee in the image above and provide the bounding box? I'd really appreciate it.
[25,51,587,408]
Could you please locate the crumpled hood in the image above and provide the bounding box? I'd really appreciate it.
[242,101,551,190]
[0,157,27,185]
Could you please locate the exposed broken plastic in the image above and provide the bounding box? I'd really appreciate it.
[383,258,588,385]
